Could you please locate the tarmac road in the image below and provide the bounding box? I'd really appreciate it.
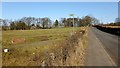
[85,27,118,66]
[91,27,118,65]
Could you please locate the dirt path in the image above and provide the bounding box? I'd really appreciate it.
[85,27,116,66]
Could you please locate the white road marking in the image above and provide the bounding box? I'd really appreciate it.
[94,33,116,66]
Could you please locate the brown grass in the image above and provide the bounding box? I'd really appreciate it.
[37,29,87,66]
[11,37,26,44]
[2,27,88,66]
[102,26,120,28]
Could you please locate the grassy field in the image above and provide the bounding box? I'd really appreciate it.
[2,27,84,66]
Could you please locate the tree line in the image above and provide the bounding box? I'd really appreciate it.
[107,18,120,26]
[99,18,120,26]
[0,16,100,30]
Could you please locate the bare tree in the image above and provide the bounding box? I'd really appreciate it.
[0,19,3,26]
[2,19,8,26]
[61,18,67,27]
[41,17,51,29]
[20,17,35,29]
[89,17,100,25]
[36,18,42,29]
[2,19,9,30]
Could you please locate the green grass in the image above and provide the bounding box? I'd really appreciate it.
[3,28,79,45]
[2,27,81,66]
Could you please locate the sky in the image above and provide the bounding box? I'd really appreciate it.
[2,2,118,23]
[1,0,120,2]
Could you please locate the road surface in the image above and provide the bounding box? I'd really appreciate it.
[85,27,118,66]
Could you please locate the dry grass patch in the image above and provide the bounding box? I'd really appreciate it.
[11,37,26,44]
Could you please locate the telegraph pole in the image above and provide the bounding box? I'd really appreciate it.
[69,14,74,33]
